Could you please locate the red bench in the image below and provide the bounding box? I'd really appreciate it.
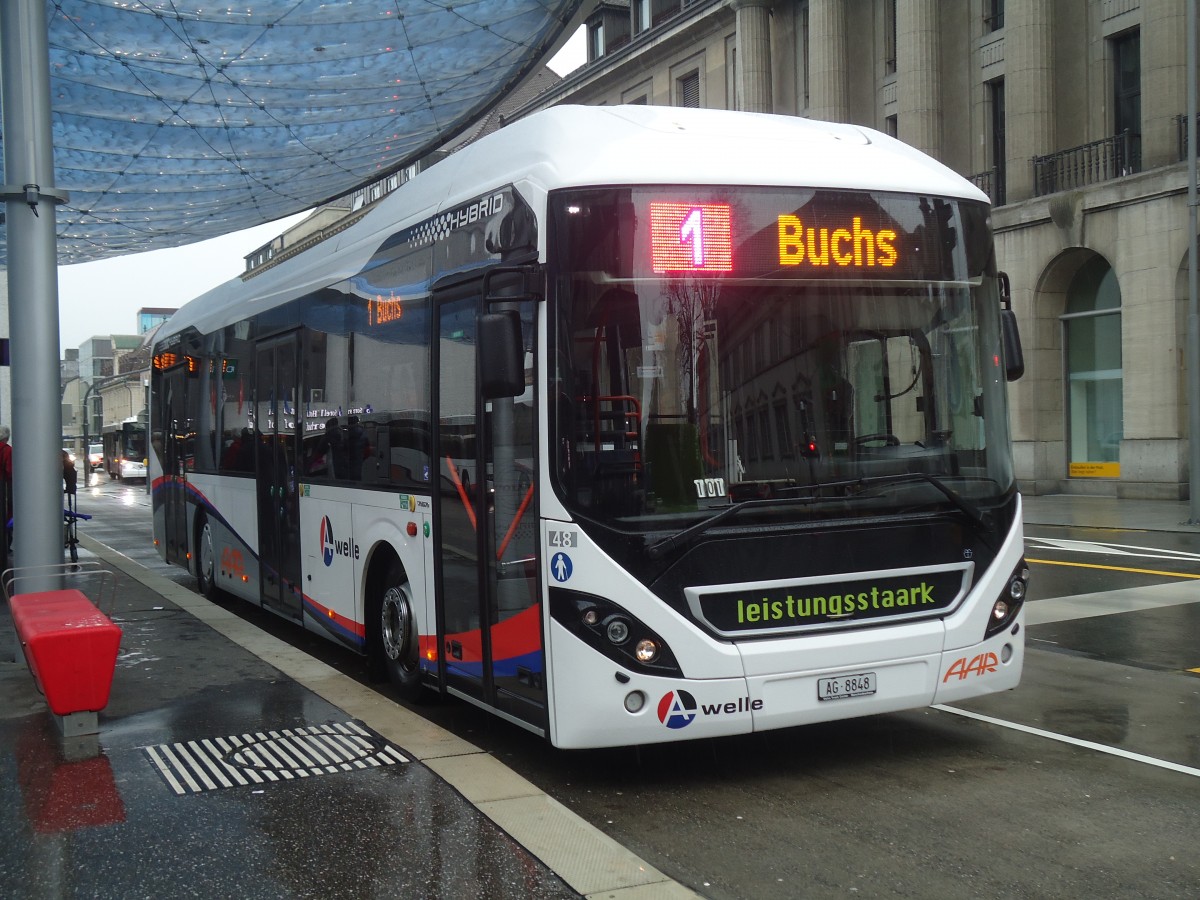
[9,588,121,720]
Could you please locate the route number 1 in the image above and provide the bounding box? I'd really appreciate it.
[649,202,734,273]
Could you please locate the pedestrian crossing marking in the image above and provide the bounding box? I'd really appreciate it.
[143,721,408,795]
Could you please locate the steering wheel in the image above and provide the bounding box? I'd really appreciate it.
[855,433,901,447]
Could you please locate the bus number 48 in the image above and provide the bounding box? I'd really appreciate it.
[693,478,726,499]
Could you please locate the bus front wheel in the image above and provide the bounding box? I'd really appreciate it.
[373,562,425,701]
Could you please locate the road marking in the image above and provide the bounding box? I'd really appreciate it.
[933,705,1200,778]
[1026,536,1200,563]
[1026,558,1200,579]
[144,722,408,795]
[1026,579,1200,625]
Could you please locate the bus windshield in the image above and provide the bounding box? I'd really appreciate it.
[549,186,1015,531]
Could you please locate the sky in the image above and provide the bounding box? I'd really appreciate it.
[54,28,587,359]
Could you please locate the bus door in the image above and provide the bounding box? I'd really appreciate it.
[254,334,303,621]
[435,289,544,729]
[160,365,190,567]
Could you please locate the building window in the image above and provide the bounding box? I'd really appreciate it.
[677,70,700,108]
[884,0,897,75]
[633,0,650,35]
[623,79,652,104]
[758,406,774,460]
[885,115,898,138]
[727,41,738,111]
[1063,257,1123,478]
[989,78,1006,205]
[588,21,605,61]
[774,401,794,459]
[1112,29,1141,171]
[984,0,1004,32]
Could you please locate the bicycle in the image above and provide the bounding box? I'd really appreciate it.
[64,491,91,563]
[2,494,91,563]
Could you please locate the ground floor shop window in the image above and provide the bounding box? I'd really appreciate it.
[1063,256,1122,478]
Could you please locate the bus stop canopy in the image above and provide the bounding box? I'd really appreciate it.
[0,0,582,267]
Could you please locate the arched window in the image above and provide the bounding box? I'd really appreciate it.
[1063,257,1122,477]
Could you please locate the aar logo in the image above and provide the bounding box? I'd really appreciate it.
[657,690,697,729]
[320,516,335,566]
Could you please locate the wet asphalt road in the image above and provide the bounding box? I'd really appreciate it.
[74,478,1200,899]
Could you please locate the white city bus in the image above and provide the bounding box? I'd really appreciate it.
[151,105,1028,749]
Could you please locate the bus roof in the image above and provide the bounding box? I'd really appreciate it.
[158,105,988,343]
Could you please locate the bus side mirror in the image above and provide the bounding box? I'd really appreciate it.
[998,272,1024,381]
[1001,309,1024,381]
[479,311,524,399]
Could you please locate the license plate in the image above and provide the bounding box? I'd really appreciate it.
[817,672,877,701]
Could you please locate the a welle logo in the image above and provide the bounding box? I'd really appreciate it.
[657,689,763,730]
[319,515,359,567]
[698,571,960,635]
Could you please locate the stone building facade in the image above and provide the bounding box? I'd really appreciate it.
[515,0,1196,498]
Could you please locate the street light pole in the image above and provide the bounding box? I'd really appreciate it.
[82,380,97,478]
[1189,0,1200,523]
[2,0,68,581]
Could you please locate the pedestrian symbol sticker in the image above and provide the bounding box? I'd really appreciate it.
[550,552,573,582]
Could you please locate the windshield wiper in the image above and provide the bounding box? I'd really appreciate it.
[645,477,867,560]
[853,472,993,532]
[645,473,994,561]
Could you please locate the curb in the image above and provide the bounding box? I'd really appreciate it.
[80,534,700,899]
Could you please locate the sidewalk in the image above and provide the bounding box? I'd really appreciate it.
[0,538,695,899]
[1021,493,1200,533]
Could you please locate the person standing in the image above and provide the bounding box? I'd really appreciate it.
[62,448,78,495]
[0,425,12,525]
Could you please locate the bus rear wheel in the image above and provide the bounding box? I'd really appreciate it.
[374,563,425,701]
[196,513,219,601]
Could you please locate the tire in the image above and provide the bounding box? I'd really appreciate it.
[371,560,425,701]
[195,513,219,600]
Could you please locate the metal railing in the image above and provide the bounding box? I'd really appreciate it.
[1032,131,1140,197]
[1178,113,1199,161]
[968,167,1006,206]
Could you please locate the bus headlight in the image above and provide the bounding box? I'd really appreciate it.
[550,588,682,677]
[606,618,630,644]
[985,559,1029,638]
[634,638,658,663]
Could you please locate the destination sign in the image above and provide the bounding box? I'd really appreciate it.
[632,188,988,282]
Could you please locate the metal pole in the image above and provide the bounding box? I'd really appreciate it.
[2,0,69,582]
[1189,0,1200,523]
[82,382,92,479]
